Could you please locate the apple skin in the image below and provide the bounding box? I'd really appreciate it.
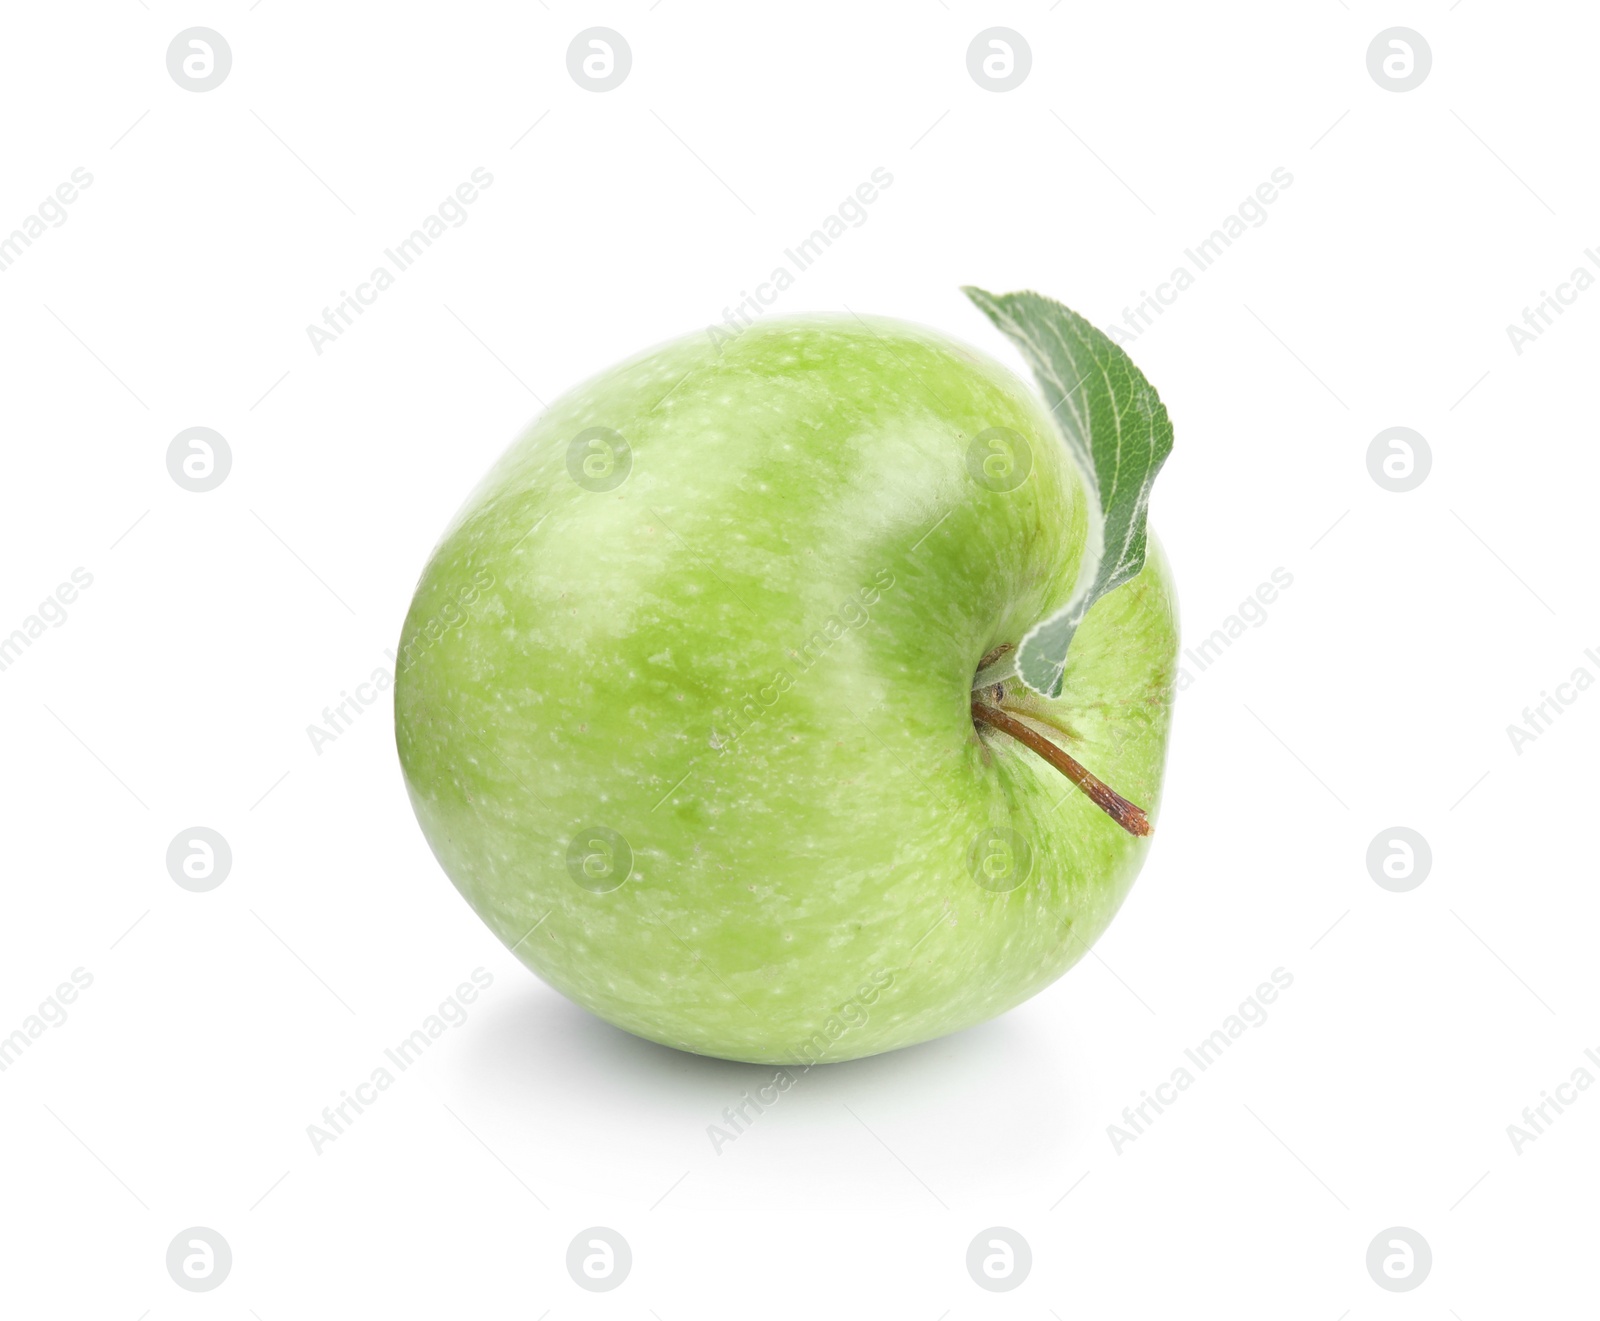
[395,315,1177,1065]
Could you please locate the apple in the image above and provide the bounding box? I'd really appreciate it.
[395,308,1177,1064]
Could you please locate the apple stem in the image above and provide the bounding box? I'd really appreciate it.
[971,700,1152,837]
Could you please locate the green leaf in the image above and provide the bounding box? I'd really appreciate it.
[964,286,1174,698]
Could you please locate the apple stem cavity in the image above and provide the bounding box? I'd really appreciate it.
[971,650,1019,692]
[971,700,1152,838]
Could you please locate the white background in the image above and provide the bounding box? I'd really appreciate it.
[1,1,1595,1315]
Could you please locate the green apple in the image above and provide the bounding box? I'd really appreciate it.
[395,310,1177,1064]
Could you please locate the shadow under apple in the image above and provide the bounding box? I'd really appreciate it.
[445,975,1096,1203]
